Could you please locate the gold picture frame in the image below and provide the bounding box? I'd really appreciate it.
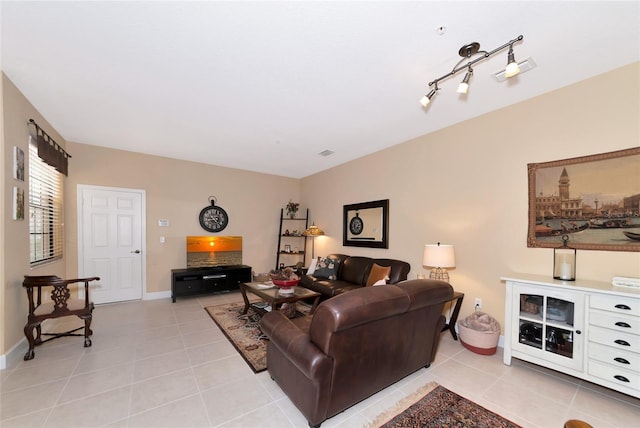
[527,147,640,252]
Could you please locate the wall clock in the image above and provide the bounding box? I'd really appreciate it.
[199,196,229,233]
[349,212,363,235]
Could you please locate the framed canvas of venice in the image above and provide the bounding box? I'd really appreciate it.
[527,147,640,252]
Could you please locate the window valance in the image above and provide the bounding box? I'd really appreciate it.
[28,119,71,176]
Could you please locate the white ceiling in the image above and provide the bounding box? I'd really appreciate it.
[1,1,639,178]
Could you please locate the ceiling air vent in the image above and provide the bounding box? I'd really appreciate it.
[318,150,334,157]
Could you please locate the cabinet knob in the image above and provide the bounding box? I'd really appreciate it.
[614,339,631,347]
[614,304,631,310]
[575,330,582,335]
[614,321,631,328]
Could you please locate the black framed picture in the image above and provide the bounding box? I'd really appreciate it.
[343,199,389,248]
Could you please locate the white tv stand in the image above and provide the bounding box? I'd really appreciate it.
[502,274,639,399]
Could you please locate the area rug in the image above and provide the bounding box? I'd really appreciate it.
[204,302,309,373]
[368,382,521,428]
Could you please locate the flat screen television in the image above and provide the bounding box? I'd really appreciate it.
[186,236,243,268]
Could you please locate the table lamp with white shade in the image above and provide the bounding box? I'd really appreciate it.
[423,243,456,282]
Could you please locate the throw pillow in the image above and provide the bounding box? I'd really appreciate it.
[372,279,387,286]
[366,263,391,286]
[307,258,318,275]
[313,256,340,280]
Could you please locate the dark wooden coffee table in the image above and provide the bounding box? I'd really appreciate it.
[239,282,321,316]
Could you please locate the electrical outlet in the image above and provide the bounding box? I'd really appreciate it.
[475,298,482,310]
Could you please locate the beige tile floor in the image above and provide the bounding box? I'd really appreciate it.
[1,291,639,428]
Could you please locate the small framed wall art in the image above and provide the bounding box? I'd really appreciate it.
[13,187,25,220]
[13,146,25,181]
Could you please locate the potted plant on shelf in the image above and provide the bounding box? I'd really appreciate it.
[286,200,300,219]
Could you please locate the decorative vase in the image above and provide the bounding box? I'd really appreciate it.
[288,212,296,219]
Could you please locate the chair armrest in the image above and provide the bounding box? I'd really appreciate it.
[260,311,331,379]
[62,277,100,285]
[62,277,100,306]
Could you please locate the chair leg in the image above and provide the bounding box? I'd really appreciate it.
[35,323,43,345]
[80,314,93,347]
[23,322,39,360]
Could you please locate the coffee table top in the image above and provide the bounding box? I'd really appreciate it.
[242,281,320,302]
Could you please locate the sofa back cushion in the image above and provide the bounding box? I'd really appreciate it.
[340,256,372,285]
[309,284,409,353]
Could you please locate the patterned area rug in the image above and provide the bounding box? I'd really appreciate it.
[205,302,309,373]
[369,382,521,428]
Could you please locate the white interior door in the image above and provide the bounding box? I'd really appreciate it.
[78,185,145,304]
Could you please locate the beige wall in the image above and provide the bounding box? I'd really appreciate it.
[2,74,67,360]
[1,70,5,361]
[301,62,640,328]
[64,143,302,295]
[2,63,639,359]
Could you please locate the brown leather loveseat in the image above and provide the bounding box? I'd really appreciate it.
[300,253,410,299]
[260,278,453,428]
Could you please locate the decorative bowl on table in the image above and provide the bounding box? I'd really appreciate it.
[272,279,299,295]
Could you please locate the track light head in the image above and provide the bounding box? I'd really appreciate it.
[420,87,438,107]
[505,45,521,78]
[456,68,473,94]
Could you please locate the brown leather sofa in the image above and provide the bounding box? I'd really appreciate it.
[300,253,410,299]
[260,278,453,428]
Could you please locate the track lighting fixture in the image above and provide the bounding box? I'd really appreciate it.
[420,35,525,108]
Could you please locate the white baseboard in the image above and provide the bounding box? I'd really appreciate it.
[144,290,171,300]
[0,337,27,370]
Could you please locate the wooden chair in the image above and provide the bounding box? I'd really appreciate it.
[23,275,99,360]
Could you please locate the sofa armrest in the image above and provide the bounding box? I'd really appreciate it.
[260,311,332,379]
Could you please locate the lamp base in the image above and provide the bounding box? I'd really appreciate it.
[429,268,450,283]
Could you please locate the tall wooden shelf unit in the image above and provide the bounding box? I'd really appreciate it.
[276,208,309,270]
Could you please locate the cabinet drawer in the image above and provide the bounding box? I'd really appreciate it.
[589,342,640,373]
[588,360,640,392]
[176,280,203,293]
[590,310,640,336]
[590,294,640,316]
[589,326,640,353]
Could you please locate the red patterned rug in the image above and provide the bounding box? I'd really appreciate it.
[369,382,521,428]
